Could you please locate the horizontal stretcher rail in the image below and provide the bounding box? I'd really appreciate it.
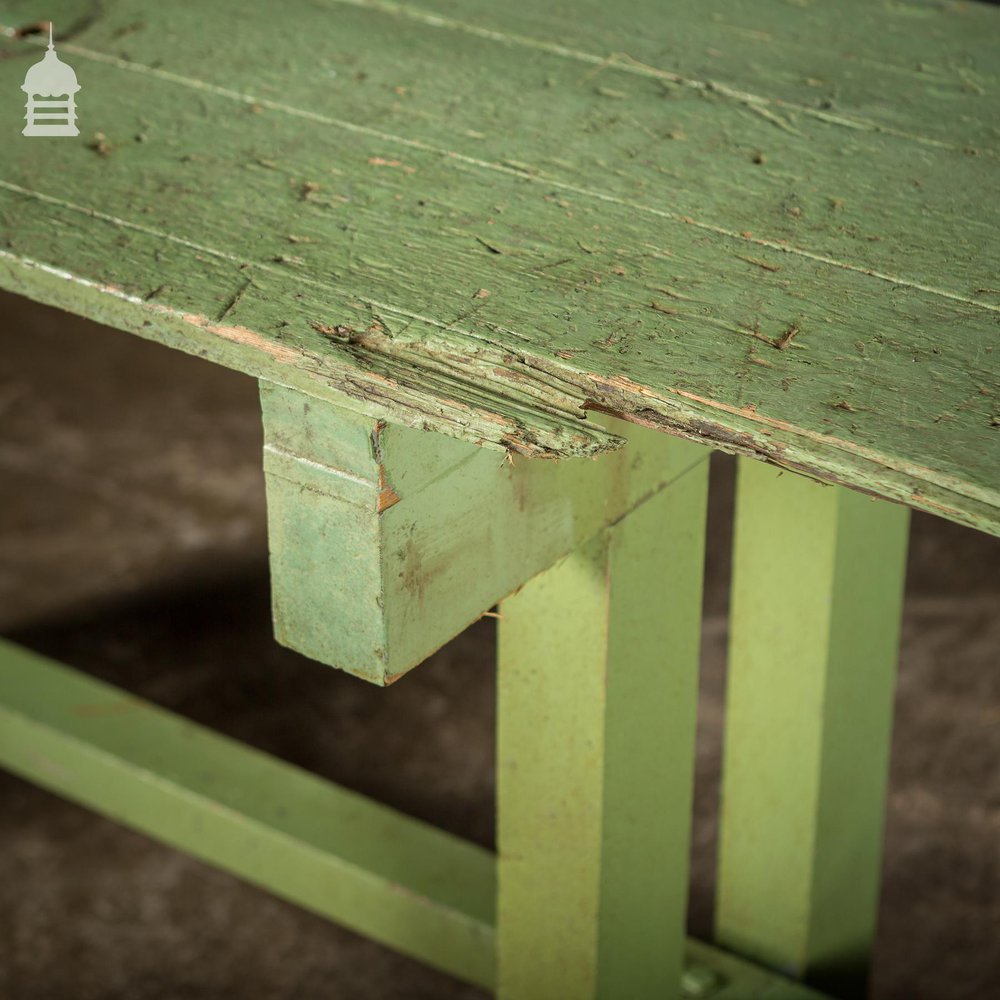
[0,638,829,998]
[0,639,496,988]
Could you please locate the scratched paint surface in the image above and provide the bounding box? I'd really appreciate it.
[0,0,997,532]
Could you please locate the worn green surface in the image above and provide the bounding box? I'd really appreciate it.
[0,0,997,531]
[717,459,910,994]
[261,381,705,682]
[497,461,708,998]
[0,639,497,987]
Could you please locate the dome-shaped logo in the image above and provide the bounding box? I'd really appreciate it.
[21,23,80,137]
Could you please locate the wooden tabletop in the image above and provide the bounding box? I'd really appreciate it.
[1,0,997,533]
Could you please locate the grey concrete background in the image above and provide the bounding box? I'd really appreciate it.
[0,291,997,999]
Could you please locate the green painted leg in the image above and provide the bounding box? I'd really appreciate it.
[716,460,910,996]
[497,460,709,999]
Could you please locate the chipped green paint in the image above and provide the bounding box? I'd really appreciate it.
[717,459,910,994]
[497,462,708,998]
[0,0,997,531]
[260,380,705,683]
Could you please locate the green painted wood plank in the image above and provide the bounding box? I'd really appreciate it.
[0,639,495,989]
[326,0,1000,154]
[497,460,709,998]
[66,0,994,306]
[260,382,706,682]
[716,459,910,995]
[0,1,997,531]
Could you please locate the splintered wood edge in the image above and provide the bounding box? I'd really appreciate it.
[0,251,620,459]
[2,250,997,535]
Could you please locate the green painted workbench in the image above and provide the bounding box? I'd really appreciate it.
[0,0,996,996]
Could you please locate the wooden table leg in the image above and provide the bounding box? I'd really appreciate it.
[497,459,709,999]
[716,459,910,996]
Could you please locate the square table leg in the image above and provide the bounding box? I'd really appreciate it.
[497,460,709,999]
[716,459,910,996]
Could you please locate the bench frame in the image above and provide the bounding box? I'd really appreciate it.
[0,388,913,999]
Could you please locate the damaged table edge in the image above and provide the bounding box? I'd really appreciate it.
[0,251,996,537]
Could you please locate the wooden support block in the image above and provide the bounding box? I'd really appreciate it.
[716,459,910,995]
[259,379,705,684]
[496,459,709,999]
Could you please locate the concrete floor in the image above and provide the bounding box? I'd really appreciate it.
[0,290,997,999]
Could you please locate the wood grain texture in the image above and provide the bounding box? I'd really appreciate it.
[0,0,997,531]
